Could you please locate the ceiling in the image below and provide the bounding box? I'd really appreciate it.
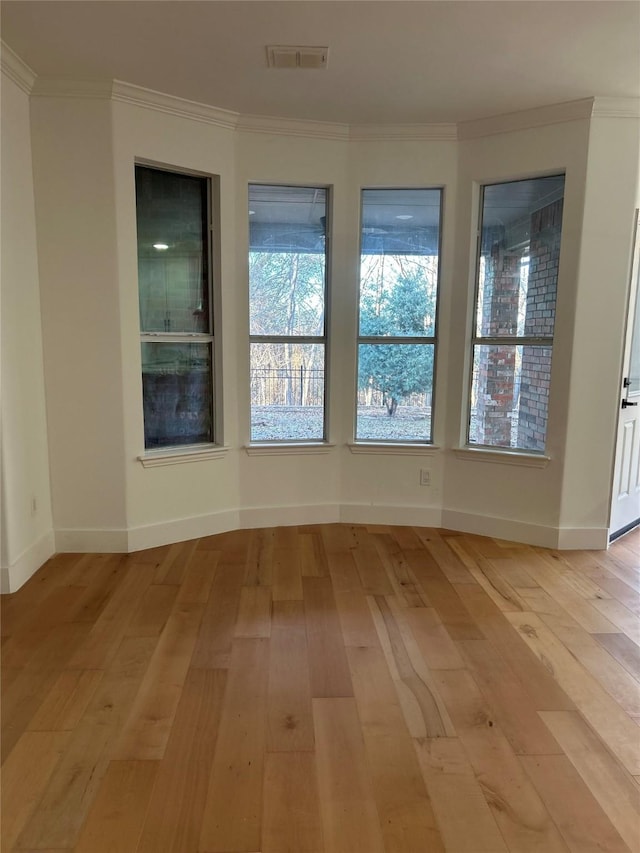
[2,1,639,125]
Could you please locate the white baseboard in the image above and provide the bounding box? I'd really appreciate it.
[441,508,559,548]
[239,503,340,529]
[340,503,443,527]
[4,506,609,594]
[127,509,240,552]
[1,529,56,593]
[556,526,609,550]
[55,528,129,553]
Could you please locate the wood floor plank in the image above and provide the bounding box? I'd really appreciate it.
[136,668,227,853]
[373,533,430,606]
[402,606,466,670]
[267,600,315,752]
[594,632,640,682]
[456,638,563,755]
[506,611,640,775]
[124,583,178,637]
[3,526,637,853]
[519,551,620,634]
[73,760,157,853]
[273,544,303,601]
[303,576,353,698]
[300,531,330,578]
[405,549,485,640]
[368,595,455,738]
[0,730,69,851]
[262,752,324,853]
[68,563,156,669]
[346,644,408,737]
[15,636,157,850]
[363,732,446,852]
[244,527,275,587]
[433,668,570,852]
[113,601,204,760]
[1,622,91,762]
[313,697,385,853]
[27,669,103,732]
[235,584,272,638]
[539,710,640,853]
[591,597,640,646]
[176,548,219,603]
[455,583,577,710]
[414,737,509,853]
[198,638,269,853]
[520,753,633,852]
[539,611,640,717]
[154,538,199,585]
[190,560,244,669]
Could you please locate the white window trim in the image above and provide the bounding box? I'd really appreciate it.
[348,442,441,456]
[245,442,335,456]
[138,444,230,468]
[453,447,550,468]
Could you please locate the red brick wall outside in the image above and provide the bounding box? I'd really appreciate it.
[517,199,563,451]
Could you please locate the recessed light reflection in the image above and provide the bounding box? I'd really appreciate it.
[153,242,169,250]
[395,215,413,220]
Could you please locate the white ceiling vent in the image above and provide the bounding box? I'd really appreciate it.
[267,46,328,70]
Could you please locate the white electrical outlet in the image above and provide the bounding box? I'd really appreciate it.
[419,469,431,486]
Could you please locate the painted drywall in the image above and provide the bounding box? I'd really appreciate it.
[11,76,638,587]
[560,114,640,540]
[30,95,128,543]
[442,119,594,543]
[0,72,54,591]
[112,101,241,540]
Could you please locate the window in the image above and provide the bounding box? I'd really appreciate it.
[248,184,328,442]
[135,165,219,449]
[356,188,442,442]
[468,174,565,452]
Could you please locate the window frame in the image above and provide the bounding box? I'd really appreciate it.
[135,160,223,453]
[354,186,444,446]
[465,173,565,454]
[247,182,332,445]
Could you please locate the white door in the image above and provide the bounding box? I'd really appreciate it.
[610,210,640,541]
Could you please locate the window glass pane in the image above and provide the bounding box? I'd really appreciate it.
[359,189,440,338]
[250,342,324,441]
[468,344,552,452]
[357,343,434,442]
[248,186,326,337]
[136,166,209,334]
[476,176,564,339]
[141,342,212,448]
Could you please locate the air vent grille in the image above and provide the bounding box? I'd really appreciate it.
[267,46,328,69]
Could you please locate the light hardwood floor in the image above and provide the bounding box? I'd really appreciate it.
[2,524,639,852]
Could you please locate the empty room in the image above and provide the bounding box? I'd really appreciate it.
[2,1,640,851]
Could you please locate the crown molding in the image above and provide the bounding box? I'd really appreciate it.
[592,97,640,119]
[350,123,457,142]
[237,112,349,141]
[458,98,595,140]
[0,41,37,94]
[112,80,239,130]
[32,77,115,99]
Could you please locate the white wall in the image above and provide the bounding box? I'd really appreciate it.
[30,95,128,551]
[560,114,640,543]
[6,75,638,590]
[442,119,594,545]
[0,71,54,591]
[112,102,242,548]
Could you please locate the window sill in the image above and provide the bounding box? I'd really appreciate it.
[245,442,335,456]
[453,446,550,468]
[348,442,440,456]
[138,444,230,468]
